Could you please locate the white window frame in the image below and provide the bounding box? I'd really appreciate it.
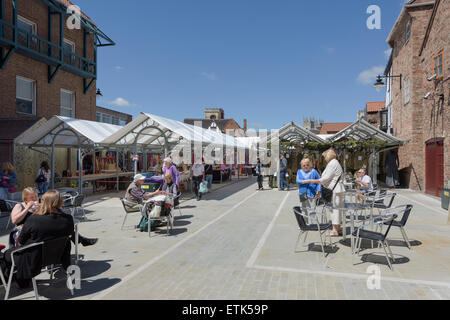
[60,89,75,118]
[405,19,411,44]
[17,15,37,34]
[404,76,410,105]
[63,38,75,53]
[16,76,36,115]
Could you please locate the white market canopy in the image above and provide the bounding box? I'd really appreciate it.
[102,113,249,152]
[269,122,326,144]
[15,116,123,148]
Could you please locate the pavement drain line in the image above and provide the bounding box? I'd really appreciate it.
[396,193,447,216]
[251,264,450,289]
[91,188,259,300]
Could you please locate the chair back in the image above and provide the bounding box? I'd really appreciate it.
[386,193,396,208]
[41,236,70,267]
[293,207,308,231]
[73,194,85,207]
[120,198,139,213]
[399,204,413,227]
[0,199,9,213]
[382,214,398,240]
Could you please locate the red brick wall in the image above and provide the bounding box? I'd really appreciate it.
[0,0,96,121]
[366,112,380,128]
[390,2,449,191]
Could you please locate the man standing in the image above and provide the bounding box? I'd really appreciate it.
[279,155,289,191]
[256,158,264,190]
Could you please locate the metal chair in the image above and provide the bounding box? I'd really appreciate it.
[0,244,7,289]
[4,236,74,300]
[173,192,182,216]
[119,198,142,230]
[1,200,19,231]
[383,204,413,249]
[293,206,333,257]
[64,194,86,220]
[352,212,398,270]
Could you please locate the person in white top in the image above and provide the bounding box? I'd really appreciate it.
[302,149,345,236]
[355,168,373,202]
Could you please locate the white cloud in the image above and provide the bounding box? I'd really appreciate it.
[200,72,217,81]
[109,97,137,107]
[115,66,124,71]
[323,47,335,54]
[357,66,384,85]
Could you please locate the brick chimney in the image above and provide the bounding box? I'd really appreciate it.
[243,119,247,132]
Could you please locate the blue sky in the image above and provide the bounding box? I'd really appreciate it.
[75,0,407,129]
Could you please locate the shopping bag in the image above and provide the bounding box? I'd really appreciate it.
[199,181,208,194]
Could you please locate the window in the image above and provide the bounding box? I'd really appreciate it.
[119,119,127,126]
[102,114,111,124]
[96,112,102,122]
[63,39,75,65]
[405,19,411,43]
[434,52,444,79]
[60,89,75,117]
[17,16,37,48]
[16,77,36,115]
[112,116,119,125]
[404,76,410,105]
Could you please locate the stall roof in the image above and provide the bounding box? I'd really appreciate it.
[327,119,407,146]
[101,113,249,150]
[272,121,326,143]
[15,116,122,148]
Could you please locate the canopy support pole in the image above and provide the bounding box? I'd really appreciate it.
[116,150,119,192]
[78,146,83,195]
[343,148,347,174]
[50,143,55,190]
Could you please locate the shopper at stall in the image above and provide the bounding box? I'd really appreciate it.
[190,159,205,201]
[296,158,321,210]
[302,149,345,236]
[162,158,180,186]
[0,162,17,200]
[124,174,163,210]
[35,161,51,195]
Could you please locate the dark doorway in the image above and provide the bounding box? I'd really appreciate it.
[425,138,444,197]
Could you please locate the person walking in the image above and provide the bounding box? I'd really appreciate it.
[204,162,214,192]
[0,162,18,200]
[36,161,51,195]
[279,155,289,191]
[190,159,205,201]
[256,158,264,190]
[296,158,321,210]
[302,149,345,236]
[162,158,180,186]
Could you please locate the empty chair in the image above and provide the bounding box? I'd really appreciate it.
[352,212,398,270]
[173,192,182,216]
[120,198,142,230]
[1,200,19,231]
[64,194,86,220]
[4,236,74,300]
[293,207,332,257]
[373,192,396,211]
[383,204,413,249]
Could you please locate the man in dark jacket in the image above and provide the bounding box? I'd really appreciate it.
[279,155,289,191]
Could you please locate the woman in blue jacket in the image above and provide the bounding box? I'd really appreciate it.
[296,158,321,210]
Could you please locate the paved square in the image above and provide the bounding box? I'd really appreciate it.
[1,177,449,300]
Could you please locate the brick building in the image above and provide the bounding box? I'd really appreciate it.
[319,123,352,135]
[385,0,449,196]
[184,108,246,136]
[365,101,385,129]
[96,106,132,126]
[0,0,114,187]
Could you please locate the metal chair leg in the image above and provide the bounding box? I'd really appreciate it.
[381,241,393,270]
[32,278,39,300]
[121,212,128,230]
[318,230,326,257]
[67,271,74,296]
[400,227,411,249]
[294,231,302,251]
[5,264,15,300]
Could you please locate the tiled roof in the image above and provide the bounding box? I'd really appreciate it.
[319,123,352,135]
[366,101,385,113]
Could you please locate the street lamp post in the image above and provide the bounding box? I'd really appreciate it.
[373,74,402,92]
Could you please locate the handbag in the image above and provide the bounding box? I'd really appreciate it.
[321,176,341,204]
[299,192,309,202]
[199,181,208,194]
[35,174,46,184]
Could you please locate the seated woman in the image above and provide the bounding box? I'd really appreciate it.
[9,187,40,248]
[1,190,75,288]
